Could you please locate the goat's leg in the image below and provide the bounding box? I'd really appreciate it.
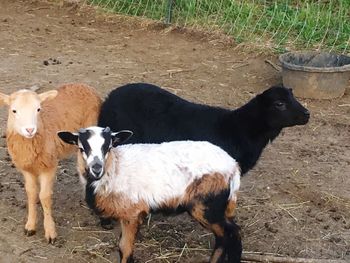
[189,201,227,263]
[225,219,242,263]
[190,194,242,263]
[22,171,38,236]
[225,200,237,220]
[210,221,242,263]
[209,223,228,263]
[38,169,57,244]
[224,199,242,263]
[119,218,139,263]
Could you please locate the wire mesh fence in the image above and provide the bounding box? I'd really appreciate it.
[86,0,350,53]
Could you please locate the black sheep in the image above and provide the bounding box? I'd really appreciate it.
[98,83,310,175]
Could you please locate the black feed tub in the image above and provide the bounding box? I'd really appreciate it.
[279,52,350,99]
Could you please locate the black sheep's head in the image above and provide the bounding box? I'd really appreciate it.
[257,85,310,129]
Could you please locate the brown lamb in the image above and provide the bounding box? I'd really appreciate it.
[0,83,101,243]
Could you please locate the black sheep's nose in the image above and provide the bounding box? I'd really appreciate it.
[304,110,310,117]
[92,163,103,175]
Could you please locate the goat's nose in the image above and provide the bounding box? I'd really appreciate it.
[26,128,34,134]
[304,110,310,117]
[91,163,103,175]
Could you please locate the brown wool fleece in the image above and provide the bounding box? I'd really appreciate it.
[7,83,101,174]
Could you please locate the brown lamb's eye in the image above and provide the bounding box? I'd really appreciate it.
[37,108,41,112]
[12,109,16,114]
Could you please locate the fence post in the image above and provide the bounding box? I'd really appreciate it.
[165,0,174,24]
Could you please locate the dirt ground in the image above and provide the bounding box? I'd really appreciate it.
[0,0,349,262]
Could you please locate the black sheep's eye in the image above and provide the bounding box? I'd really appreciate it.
[37,108,41,112]
[274,101,286,110]
[12,109,16,114]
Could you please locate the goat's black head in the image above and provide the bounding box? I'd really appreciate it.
[57,126,133,180]
[257,85,310,129]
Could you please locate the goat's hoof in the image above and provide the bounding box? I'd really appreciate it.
[24,229,36,236]
[45,230,57,245]
[47,237,56,245]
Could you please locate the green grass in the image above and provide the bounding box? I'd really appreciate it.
[88,0,350,53]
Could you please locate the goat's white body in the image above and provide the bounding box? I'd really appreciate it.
[92,141,240,209]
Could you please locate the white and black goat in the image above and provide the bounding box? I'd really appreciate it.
[58,126,242,263]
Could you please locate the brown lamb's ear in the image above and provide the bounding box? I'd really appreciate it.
[38,90,58,102]
[0,92,10,106]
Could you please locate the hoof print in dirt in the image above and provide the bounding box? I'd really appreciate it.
[43,58,62,66]
[24,229,36,236]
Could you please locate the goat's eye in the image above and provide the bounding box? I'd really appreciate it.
[79,148,84,153]
[12,109,16,114]
[37,108,41,112]
[274,101,286,110]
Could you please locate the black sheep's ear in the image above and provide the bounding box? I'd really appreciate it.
[57,131,79,145]
[111,130,133,147]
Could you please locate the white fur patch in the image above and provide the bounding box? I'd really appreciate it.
[229,168,241,202]
[86,132,105,165]
[92,141,241,209]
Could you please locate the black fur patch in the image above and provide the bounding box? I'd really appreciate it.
[79,130,92,157]
[225,221,242,263]
[85,174,102,215]
[202,190,230,224]
[101,130,112,156]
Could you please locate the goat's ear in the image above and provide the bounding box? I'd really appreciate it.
[0,92,10,106]
[57,131,79,145]
[111,130,133,147]
[38,90,58,102]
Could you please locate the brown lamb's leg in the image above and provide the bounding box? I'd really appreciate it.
[38,169,57,244]
[22,171,39,236]
[119,218,140,263]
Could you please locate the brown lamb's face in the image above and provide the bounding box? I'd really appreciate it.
[0,89,57,138]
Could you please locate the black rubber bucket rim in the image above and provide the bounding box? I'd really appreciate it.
[279,51,350,73]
